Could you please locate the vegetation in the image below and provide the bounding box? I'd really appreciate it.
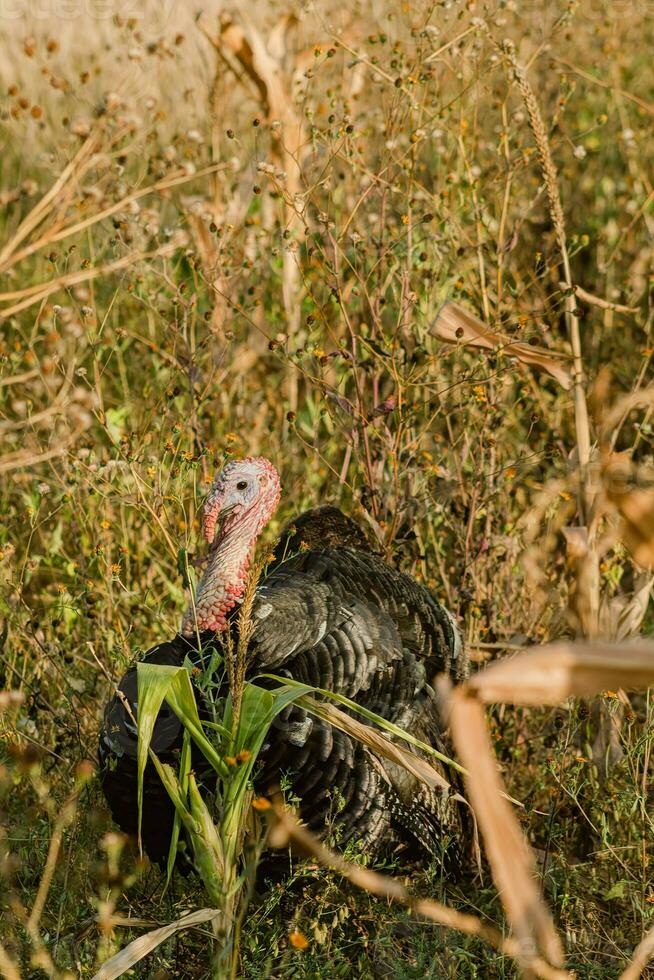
[1,1,654,977]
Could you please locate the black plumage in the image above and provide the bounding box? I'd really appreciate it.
[271,505,378,563]
[99,507,465,867]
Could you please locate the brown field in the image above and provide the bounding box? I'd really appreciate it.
[1,1,654,977]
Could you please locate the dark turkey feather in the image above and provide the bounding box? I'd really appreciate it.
[99,507,466,868]
[272,506,378,565]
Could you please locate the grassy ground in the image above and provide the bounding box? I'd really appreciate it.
[1,1,653,976]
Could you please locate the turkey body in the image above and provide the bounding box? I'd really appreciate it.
[99,510,465,867]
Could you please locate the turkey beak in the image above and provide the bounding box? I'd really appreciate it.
[203,493,236,546]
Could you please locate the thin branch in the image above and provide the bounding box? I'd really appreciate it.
[268,803,570,980]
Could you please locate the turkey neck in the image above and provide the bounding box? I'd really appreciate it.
[182,509,261,635]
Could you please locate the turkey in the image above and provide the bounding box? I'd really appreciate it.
[99,457,466,868]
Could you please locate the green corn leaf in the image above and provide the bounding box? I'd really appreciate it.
[148,749,224,905]
[136,663,228,852]
[224,683,308,798]
[162,670,228,777]
[220,682,309,870]
[137,661,227,775]
[202,719,233,739]
[137,668,309,892]
[165,728,191,887]
[224,684,304,833]
[148,754,193,827]
[187,773,225,907]
[134,664,180,853]
[257,673,467,775]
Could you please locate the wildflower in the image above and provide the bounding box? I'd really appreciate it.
[71,119,90,137]
[76,759,94,781]
[236,750,252,764]
[37,482,51,495]
[289,930,309,950]
[225,756,237,767]
[252,797,271,811]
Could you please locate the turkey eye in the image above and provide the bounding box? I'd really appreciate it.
[236,480,248,490]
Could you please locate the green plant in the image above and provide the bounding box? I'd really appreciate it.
[123,626,465,976]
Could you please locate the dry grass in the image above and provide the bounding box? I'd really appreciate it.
[1,0,654,976]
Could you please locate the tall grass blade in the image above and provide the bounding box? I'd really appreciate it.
[90,907,220,980]
[295,692,453,793]
[259,674,466,774]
